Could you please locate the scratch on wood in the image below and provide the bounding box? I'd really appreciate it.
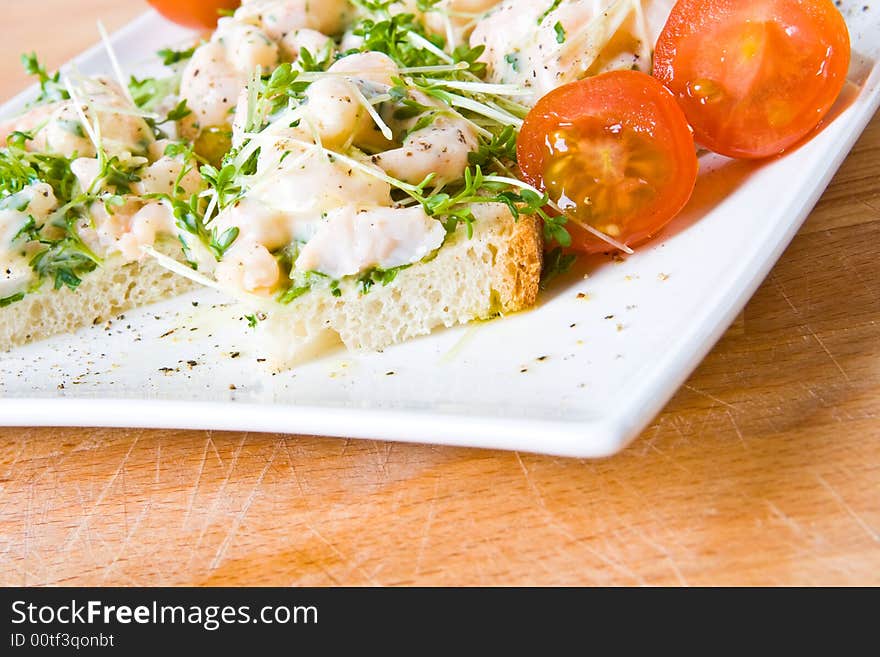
[305,522,381,586]
[101,500,153,583]
[770,272,852,384]
[629,526,689,586]
[187,434,248,567]
[725,409,747,448]
[154,441,161,485]
[684,384,735,409]
[766,501,806,537]
[281,438,311,506]
[380,443,394,473]
[182,436,211,529]
[206,431,224,468]
[209,439,280,571]
[770,271,800,315]
[514,452,644,583]
[816,475,879,543]
[414,477,440,577]
[61,435,140,553]
[807,328,852,384]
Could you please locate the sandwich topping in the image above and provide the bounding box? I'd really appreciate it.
[0,0,852,311]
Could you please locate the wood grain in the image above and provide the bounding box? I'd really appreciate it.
[0,1,878,586]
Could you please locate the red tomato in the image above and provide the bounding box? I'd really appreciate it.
[517,70,698,254]
[653,0,851,159]
[147,0,241,29]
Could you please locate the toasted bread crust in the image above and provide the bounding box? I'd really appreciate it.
[2,207,544,357]
[492,214,543,312]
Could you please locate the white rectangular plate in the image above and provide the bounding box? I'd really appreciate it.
[1,5,878,457]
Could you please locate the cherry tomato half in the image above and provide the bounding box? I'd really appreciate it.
[517,70,698,254]
[653,0,851,159]
[147,0,241,30]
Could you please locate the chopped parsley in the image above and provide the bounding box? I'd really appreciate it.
[540,247,577,289]
[538,0,563,25]
[156,45,196,66]
[21,52,69,105]
[554,21,567,44]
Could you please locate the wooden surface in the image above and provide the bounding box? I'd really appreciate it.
[1,1,879,586]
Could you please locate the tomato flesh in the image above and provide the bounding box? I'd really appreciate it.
[517,71,698,253]
[147,0,241,29]
[653,0,851,159]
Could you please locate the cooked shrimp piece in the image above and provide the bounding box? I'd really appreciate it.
[215,241,282,296]
[181,42,242,131]
[410,0,503,43]
[372,115,479,186]
[85,197,142,253]
[292,53,401,151]
[327,52,400,88]
[21,183,58,218]
[36,78,155,158]
[212,198,290,253]
[181,20,278,133]
[235,0,352,41]
[70,157,102,192]
[134,156,203,197]
[215,18,280,71]
[281,28,335,63]
[0,102,60,149]
[470,0,668,104]
[301,76,370,150]
[116,202,176,261]
[295,205,446,279]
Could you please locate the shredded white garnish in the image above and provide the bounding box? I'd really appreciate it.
[483,175,635,254]
[97,20,136,108]
[348,80,394,141]
[241,132,424,195]
[631,0,653,73]
[400,62,469,75]
[423,78,530,97]
[88,103,160,120]
[406,32,454,64]
[141,245,224,291]
[440,91,524,128]
[62,77,102,154]
[557,0,633,65]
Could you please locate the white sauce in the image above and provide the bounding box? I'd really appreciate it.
[296,205,445,279]
[471,0,674,104]
[0,183,59,298]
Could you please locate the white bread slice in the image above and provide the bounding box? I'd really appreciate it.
[0,204,542,357]
[257,203,543,366]
[0,240,194,351]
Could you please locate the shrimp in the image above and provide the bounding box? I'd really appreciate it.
[280,28,335,63]
[3,78,153,158]
[0,101,60,150]
[295,53,400,151]
[215,240,282,296]
[371,113,479,187]
[407,0,503,44]
[327,51,400,88]
[295,205,446,279]
[470,0,667,104]
[180,19,278,133]
[116,202,176,261]
[235,0,353,42]
[133,156,203,197]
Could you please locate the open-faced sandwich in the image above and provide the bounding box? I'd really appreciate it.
[0,0,851,365]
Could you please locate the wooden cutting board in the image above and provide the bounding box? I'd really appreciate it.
[0,1,878,586]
